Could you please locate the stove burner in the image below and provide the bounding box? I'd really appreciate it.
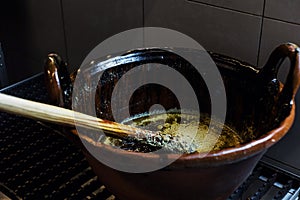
[0,74,299,199]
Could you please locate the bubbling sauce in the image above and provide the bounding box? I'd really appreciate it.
[104,111,243,154]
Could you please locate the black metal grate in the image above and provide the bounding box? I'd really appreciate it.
[0,74,299,200]
[0,74,114,199]
[228,163,300,200]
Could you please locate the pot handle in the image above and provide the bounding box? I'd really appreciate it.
[44,53,72,108]
[259,43,300,121]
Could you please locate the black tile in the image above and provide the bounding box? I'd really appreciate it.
[62,0,143,71]
[189,0,264,15]
[265,0,300,24]
[145,0,262,65]
[0,0,66,84]
[258,19,300,67]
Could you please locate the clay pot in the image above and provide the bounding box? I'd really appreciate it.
[44,43,300,200]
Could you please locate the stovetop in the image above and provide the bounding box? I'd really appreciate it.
[0,74,299,200]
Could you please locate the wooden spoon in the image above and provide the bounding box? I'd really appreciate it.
[0,93,160,142]
[0,93,208,153]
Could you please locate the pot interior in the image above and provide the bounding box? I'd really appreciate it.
[75,48,285,149]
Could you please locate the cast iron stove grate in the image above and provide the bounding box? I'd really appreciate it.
[0,74,299,200]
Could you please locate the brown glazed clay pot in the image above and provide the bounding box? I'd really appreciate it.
[44,43,300,200]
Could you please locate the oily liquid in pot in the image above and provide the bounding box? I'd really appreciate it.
[103,111,244,154]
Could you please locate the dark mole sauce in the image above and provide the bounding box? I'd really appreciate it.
[103,111,247,153]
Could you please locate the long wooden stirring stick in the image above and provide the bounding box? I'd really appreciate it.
[0,93,157,141]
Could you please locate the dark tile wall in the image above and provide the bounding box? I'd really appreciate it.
[2,0,300,84]
[190,0,264,15]
[265,0,300,24]
[144,0,262,66]
[0,0,143,85]
[144,0,300,67]
[258,19,300,67]
[2,0,300,83]
[0,0,66,85]
[62,0,143,71]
